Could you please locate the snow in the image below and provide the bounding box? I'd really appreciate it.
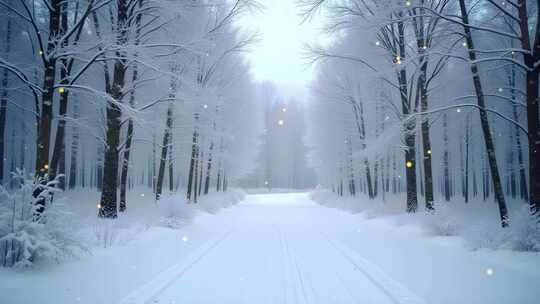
[1,192,539,304]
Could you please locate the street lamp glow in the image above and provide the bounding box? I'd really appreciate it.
[282,107,287,113]
[278,119,284,126]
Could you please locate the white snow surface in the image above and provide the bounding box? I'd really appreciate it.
[1,192,539,304]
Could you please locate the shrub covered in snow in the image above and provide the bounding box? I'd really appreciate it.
[500,207,540,252]
[0,172,83,267]
[310,189,540,252]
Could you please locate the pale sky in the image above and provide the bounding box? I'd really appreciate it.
[237,0,326,97]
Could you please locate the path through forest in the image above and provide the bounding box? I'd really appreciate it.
[2,193,539,304]
[119,193,539,304]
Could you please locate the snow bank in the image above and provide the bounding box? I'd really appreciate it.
[310,190,540,252]
[0,185,245,267]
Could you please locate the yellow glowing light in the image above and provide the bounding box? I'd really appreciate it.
[406,161,413,168]
[462,42,468,47]
[97,203,102,209]
[427,149,432,155]
[59,87,65,94]
[405,1,411,6]
[44,164,49,170]
[39,50,43,55]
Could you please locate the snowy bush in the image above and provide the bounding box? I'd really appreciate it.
[425,203,459,237]
[158,195,196,229]
[0,172,83,267]
[311,190,540,252]
[197,189,245,214]
[500,207,540,252]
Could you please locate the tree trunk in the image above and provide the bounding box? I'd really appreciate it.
[419,57,434,210]
[216,158,222,192]
[168,133,174,192]
[193,145,200,203]
[223,170,228,192]
[68,102,79,189]
[352,102,374,198]
[516,0,539,212]
[459,0,509,227]
[49,0,70,190]
[155,102,174,200]
[33,0,62,222]
[119,117,133,211]
[0,14,12,185]
[99,0,129,219]
[204,142,214,194]
[465,115,470,203]
[119,0,144,211]
[411,2,435,210]
[443,113,451,201]
[394,15,418,212]
[198,149,204,196]
[187,117,199,201]
[509,70,528,201]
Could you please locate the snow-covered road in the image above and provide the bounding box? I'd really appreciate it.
[119,193,540,304]
[2,192,539,304]
[123,193,422,304]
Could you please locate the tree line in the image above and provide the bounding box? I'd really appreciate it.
[303,0,539,227]
[0,0,262,220]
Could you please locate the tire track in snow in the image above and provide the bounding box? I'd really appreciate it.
[282,231,311,304]
[117,229,233,304]
[275,228,288,304]
[320,232,426,304]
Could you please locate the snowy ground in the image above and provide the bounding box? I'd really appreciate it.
[1,192,539,304]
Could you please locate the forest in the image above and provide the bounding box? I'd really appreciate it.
[0,1,539,304]
[0,0,263,267]
[303,0,539,230]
